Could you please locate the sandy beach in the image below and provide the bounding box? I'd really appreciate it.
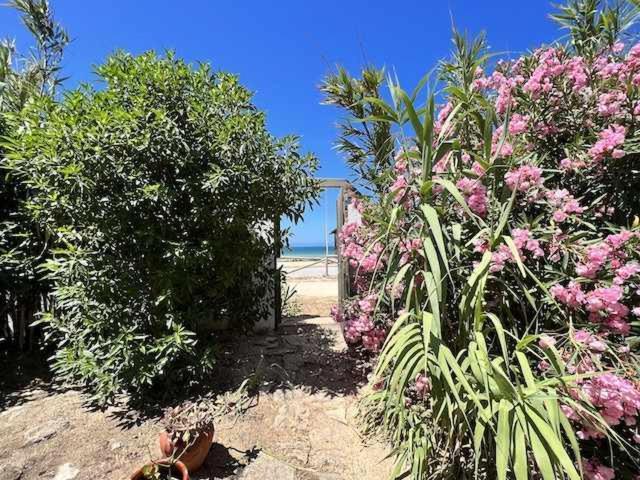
[279,258,338,317]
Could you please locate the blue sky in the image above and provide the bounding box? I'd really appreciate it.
[0,1,563,246]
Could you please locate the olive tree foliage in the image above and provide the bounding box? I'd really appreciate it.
[320,66,395,194]
[0,0,68,353]
[3,51,319,403]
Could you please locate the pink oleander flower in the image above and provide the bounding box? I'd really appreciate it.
[361,327,386,352]
[584,285,630,334]
[508,113,529,135]
[560,156,587,171]
[512,228,544,257]
[613,41,625,53]
[546,189,585,223]
[330,305,343,323]
[491,127,514,157]
[582,458,615,480]
[580,373,640,427]
[490,228,543,272]
[393,150,409,174]
[589,124,626,161]
[538,334,556,349]
[359,252,380,273]
[434,102,453,135]
[614,261,640,285]
[567,56,588,91]
[489,71,516,113]
[576,242,613,278]
[597,90,626,117]
[522,48,565,98]
[472,237,489,253]
[358,294,378,314]
[606,230,636,249]
[596,57,624,80]
[505,165,543,192]
[471,161,485,177]
[390,175,408,202]
[456,177,488,217]
[414,373,431,398]
[551,282,585,309]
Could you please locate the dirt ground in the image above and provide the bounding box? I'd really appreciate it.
[0,278,392,480]
[288,278,338,317]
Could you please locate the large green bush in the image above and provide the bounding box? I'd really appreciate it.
[3,51,318,402]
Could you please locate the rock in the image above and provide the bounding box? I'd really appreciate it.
[53,463,79,480]
[0,404,26,419]
[22,419,70,447]
[22,388,49,401]
[235,453,296,480]
[109,441,122,450]
[324,407,347,424]
[1,461,24,480]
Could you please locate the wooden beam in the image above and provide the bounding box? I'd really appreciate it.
[318,178,352,189]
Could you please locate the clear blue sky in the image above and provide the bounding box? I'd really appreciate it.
[0,1,563,246]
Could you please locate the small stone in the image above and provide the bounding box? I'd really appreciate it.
[324,407,347,424]
[1,461,24,480]
[110,441,122,450]
[22,419,70,447]
[0,404,25,420]
[53,463,79,480]
[235,453,295,480]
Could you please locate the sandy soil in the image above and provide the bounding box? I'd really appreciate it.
[0,278,391,480]
[278,259,338,279]
[287,278,338,318]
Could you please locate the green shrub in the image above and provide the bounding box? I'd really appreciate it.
[0,0,68,354]
[3,51,318,403]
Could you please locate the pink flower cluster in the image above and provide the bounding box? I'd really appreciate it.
[390,175,408,202]
[456,177,488,217]
[505,164,543,193]
[550,281,585,309]
[578,373,640,429]
[339,221,384,274]
[552,282,632,335]
[331,294,387,352]
[588,124,626,162]
[597,91,626,118]
[399,237,423,266]
[508,113,529,135]
[522,47,567,98]
[414,373,431,398]
[573,329,607,353]
[490,228,544,272]
[585,286,630,335]
[575,231,638,280]
[546,189,585,223]
[581,458,615,480]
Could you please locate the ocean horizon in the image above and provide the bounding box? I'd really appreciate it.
[282,245,336,258]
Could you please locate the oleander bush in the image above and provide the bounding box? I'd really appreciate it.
[330,0,640,478]
[3,51,318,403]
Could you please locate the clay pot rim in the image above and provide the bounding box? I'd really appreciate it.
[131,459,189,480]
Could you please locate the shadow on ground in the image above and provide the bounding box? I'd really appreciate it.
[215,318,369,397]
[0,349,59,411]
[103,316,369,430]
[1,312,370,434]
[189,443,261,479]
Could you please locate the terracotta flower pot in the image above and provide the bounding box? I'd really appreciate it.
[159,429,214,472]
[130,460,189,480]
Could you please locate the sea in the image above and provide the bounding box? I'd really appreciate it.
[282,245,336,258]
